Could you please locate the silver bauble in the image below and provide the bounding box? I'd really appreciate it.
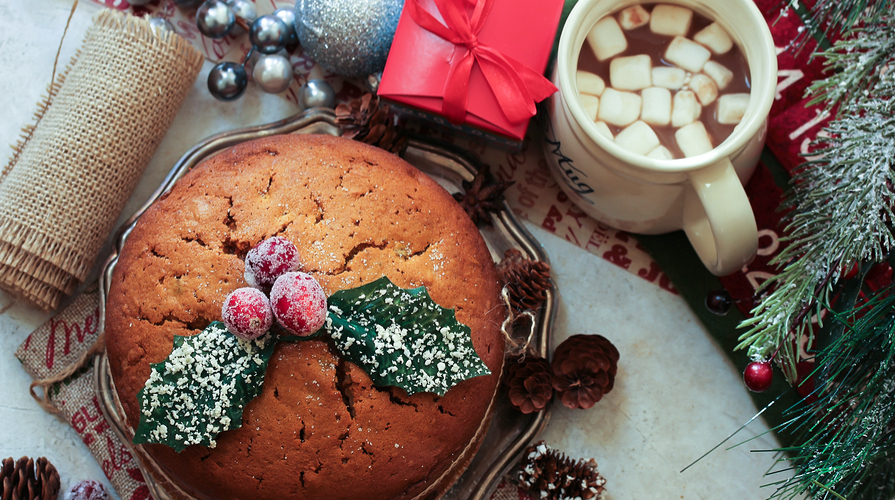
[273,7,299,49]
[297,79,336,109]
[148,17,175,34]
[208,62,248,101]
[196,0,236,39]
[250,15,289,55]
[226,0,257,35]
[253,54,294,94]
[294,0,404,77]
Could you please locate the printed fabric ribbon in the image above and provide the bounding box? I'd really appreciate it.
[405,0,558,125]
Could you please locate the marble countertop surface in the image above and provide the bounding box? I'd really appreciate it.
[0,2,795,499]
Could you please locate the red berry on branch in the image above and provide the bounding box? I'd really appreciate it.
[743,361,773,392]
[244,236,301,289]
[270,272,328,336]
[222,287,274,340]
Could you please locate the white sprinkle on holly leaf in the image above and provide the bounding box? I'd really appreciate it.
[324,276,490,396]
[134,322,275,452]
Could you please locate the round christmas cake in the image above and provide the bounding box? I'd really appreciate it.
[104,134,506,500]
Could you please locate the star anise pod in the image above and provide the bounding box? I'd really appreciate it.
[1,456,61,500]
[335,93,407,155]
[452,165,514,226]
[505,354,553,414]
[517,442,607,500]
[552,334,619,410]
[498,249,551,312]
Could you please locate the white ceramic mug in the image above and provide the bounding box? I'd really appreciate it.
[543,0,777,276]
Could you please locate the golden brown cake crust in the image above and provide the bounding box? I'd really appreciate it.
[104,134,505,500]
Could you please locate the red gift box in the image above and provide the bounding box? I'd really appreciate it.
[378,0,563,148]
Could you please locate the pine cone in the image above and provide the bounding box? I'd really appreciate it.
[498,249,551,312]
[1,457,61,500]
[335,93,407,155]
[517,441,607,500]
[506,355,553,414]
[552,334,619,410]
[452,165,514,226]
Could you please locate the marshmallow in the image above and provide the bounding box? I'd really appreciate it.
[640,87,672,126]
[598,88,643,127]
[610,54,652,91]
[577,70,606,97]
[665,36,711,73]
[702,61,734,90]
[652,66,687,90]
[615,121,661,156]
[689,73,719,105]
[671,90,702,127]
[675,121,714,157]
[646,145,674,160]
[649,4,693,37]
[618,5,650,30]
[717,93,750,124]
[694,22,733,54]
[580,94,600,121]
[586,16,628,61]
[594,121,615,140]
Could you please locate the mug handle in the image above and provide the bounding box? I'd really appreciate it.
[682,159,757,276]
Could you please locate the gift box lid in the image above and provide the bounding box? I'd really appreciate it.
[378,0,564,141]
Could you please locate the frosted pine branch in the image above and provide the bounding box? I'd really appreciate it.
[737,98,895,379]
[782,0,890,51]
[808,21,895,111]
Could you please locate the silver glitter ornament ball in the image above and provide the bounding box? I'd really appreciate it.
[208,62,248,101]
[197,0,236,39]
[294,0,404,78]
[253,54,294,94]
[250,15,289,55]
[297,79,336,109]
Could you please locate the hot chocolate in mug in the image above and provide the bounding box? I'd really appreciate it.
[543,0,776,276]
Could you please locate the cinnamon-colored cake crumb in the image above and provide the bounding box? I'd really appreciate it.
[104,135,505,500]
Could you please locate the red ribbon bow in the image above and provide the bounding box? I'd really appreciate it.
[405,0,558,125]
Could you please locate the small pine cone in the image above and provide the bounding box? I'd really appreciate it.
[505,355,554,414]
[552,334,619,410]
[498,249,551,312]
[1,456,61,500]
[335,93,407,155]
[517,442,607,500]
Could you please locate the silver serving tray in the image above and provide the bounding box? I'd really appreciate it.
[95,108,556,500]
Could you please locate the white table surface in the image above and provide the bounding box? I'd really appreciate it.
[0,2,796,499]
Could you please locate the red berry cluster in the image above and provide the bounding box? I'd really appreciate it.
[222,237,327,340]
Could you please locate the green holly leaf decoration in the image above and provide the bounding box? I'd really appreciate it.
[133,322,275,452]
[325,276,490,396]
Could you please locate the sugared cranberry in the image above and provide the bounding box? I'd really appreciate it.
[244,236,301,289]
[65,480,109,500]
[270,272,327,336]
[222,287,274,340]
[743,360,773,393]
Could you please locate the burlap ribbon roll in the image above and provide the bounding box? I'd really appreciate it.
[0,9,203,311]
